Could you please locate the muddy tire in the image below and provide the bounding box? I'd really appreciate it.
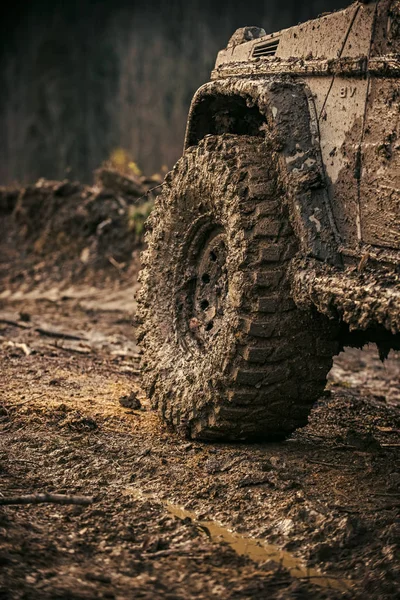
[137,134,337,441]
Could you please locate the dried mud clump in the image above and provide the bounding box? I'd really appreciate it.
[0,169,161,289]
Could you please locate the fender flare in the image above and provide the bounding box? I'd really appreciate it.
[184,78,342,266]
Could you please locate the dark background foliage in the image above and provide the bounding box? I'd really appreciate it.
[0,0,346,184]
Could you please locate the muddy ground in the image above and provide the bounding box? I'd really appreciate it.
[0,182,400,599]
[0,282,399,599]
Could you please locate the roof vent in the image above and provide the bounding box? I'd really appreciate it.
[252,38,280,58]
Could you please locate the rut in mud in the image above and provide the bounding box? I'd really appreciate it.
[1,286,399,599]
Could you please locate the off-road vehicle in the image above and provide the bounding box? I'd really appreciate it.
[137,0,400,441]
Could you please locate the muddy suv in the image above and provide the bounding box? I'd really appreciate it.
[137,1,400,441]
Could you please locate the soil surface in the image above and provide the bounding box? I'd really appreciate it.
[1,283,399,600]
[0,181,399,599]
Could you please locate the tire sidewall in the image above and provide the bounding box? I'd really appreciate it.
[139,137,255,423]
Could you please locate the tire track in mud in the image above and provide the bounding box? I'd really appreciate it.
[123,487,352,593]
[0,293,399,599]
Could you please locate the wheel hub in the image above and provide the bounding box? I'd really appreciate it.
[189,230,228,343]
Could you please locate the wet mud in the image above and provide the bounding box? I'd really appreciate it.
[125,488,352,593]
[2,3,400,597]
[1,286,399,599]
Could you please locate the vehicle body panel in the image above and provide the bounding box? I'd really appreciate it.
[186,1,400,262]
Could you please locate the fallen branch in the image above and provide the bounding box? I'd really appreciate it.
[0,313,32,329]
[51,342,91,355]
[35,325,87,341]
[0,493,93,506]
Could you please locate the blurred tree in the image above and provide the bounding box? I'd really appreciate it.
[0,0,346,184]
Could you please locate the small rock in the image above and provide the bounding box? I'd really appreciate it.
[80,247,90,264]
[119,391,141,409]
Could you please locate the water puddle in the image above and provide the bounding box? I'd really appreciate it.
[124,487,352,592]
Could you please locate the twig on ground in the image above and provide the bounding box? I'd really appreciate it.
[135,182,165,204]
[381,443,400,448]
[0,493,93,506]
[0,314,32,329]
[108,256,126,272]
[35,325,87,341]
[9,394,46,408]
[3,341,32,356]
[50,342,91,355]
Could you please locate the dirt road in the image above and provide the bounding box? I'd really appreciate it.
[1,283,399,599]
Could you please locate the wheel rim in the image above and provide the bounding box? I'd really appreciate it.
[180,224,228,346]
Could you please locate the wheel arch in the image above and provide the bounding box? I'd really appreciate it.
[184,79,342,266]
